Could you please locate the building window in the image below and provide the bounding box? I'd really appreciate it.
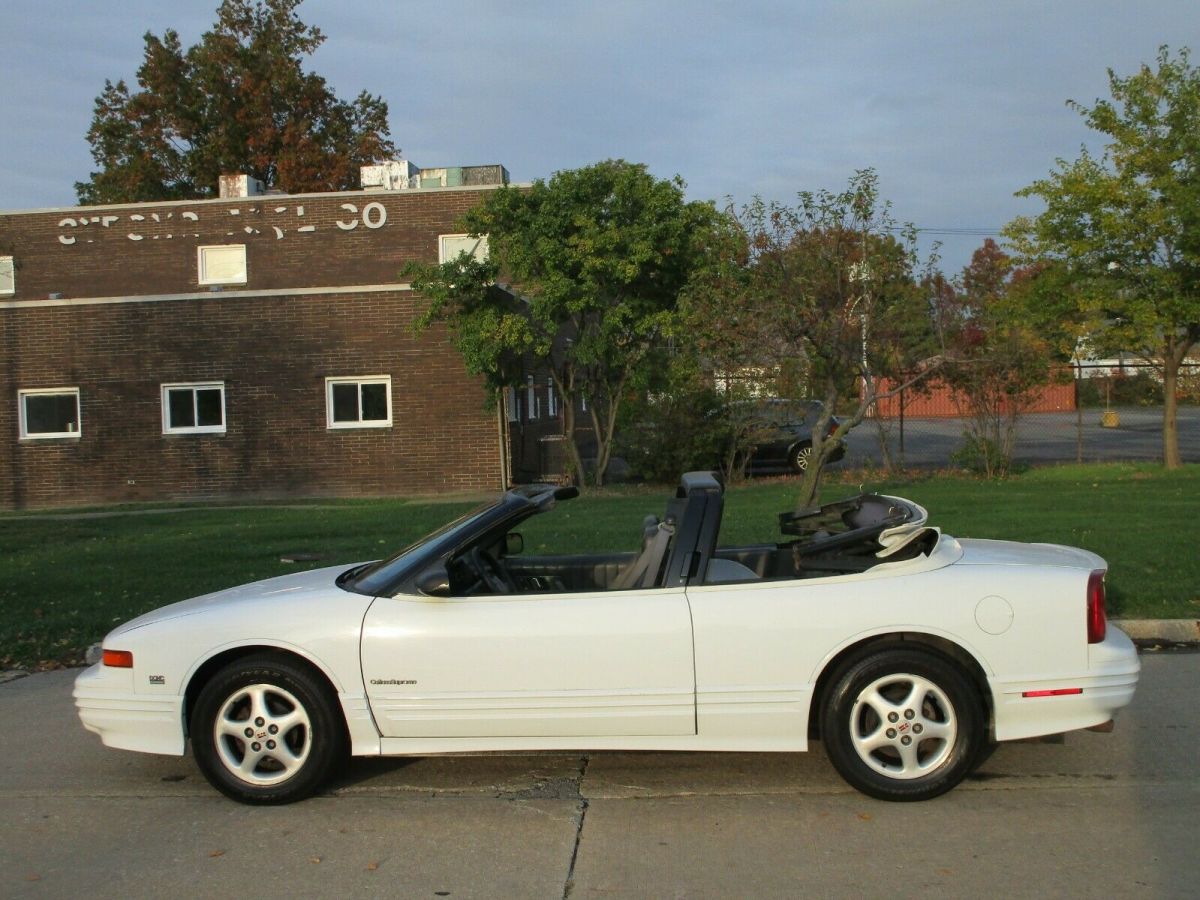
[197,245,247,285]
[438,233,490,264]
[0,256,14,296]
[19,388,80,439]
[326,376,392,429]
[546,378,557,418]
[504,386,519,422]
[526,376,539,420]
[161,383,226,434]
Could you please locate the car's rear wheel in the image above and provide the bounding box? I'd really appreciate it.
[821,649,982,801]
[790,442,813,473]
[191,655,345,804]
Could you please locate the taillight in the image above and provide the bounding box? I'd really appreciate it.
[1086,570,1107,644]
[102,649,133,668]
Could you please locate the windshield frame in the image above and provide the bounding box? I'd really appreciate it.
[342,483,575,597]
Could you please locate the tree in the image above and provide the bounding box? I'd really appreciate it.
[77,0,394,204]
[939,241,1058,478]
[683,170,941,510]
[406,160,724,486]
[1008,45,1200,469]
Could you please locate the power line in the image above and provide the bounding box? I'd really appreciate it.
[887,226,1005,236]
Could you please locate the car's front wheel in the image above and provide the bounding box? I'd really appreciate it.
[191,655,345,804]
[821,648,983,801]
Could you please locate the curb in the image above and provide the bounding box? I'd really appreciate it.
[1113,619,1199,644]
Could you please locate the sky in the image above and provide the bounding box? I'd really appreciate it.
[1,0,1197,273]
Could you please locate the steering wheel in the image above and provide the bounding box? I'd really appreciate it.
[467,546,517,594]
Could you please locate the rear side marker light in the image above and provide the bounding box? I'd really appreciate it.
[1022,688,1083,698]
[102,649,133,668]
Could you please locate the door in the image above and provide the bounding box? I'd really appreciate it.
[361,587,695,738]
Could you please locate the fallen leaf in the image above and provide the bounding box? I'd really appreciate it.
[26,874,41,882]
[367,861,380,871]
[208,850,225,859]
[310,857,322,864]
[857,812,872,821]
[937,868,953,876]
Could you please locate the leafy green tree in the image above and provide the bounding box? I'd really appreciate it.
[940,240,1058,478]
[1008,45,1200,468]
[615,352,730,484]
[683,170,941,509]
[406,160,724,486]
[77,0,394,204]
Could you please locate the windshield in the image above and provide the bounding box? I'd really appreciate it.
[347,501,496,596]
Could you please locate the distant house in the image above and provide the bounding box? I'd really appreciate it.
[0,162,547,509]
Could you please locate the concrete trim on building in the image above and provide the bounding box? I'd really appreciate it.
[0,282,413,311]
[0,182,530,218]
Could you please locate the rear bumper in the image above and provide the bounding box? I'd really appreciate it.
[73,663,186,756]
[990,625,1140,742]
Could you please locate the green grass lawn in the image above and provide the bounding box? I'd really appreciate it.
[2,463,1196,669]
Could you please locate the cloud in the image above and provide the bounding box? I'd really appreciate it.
[1,0,1196,271]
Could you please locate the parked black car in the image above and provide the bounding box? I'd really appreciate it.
[737,399,846,474]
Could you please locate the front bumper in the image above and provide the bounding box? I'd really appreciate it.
[73,663,186,756]
[990,625,1141,742]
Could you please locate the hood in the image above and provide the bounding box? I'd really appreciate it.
[955,538,1105,572]
[110,562,366,636]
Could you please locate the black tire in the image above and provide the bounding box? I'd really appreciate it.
[790,442,813,473]
[190,655,345,804]
[820,648,983,801]
[971,738,1000,773]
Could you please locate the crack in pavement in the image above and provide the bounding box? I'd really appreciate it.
[561,755,590,900]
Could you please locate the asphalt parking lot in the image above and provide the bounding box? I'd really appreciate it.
[2,652,1197,899]
[841,405,1200,469]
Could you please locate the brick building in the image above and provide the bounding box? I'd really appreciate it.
[0,165,529,509]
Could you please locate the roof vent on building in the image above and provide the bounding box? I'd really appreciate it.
[418,165,510,188]
[219,173,265,199]
[361,160,421,191]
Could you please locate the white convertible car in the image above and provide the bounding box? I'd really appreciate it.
[75,472,1139,804]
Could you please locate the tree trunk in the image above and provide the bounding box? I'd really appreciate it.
[1162,353,1181,470]
[794,462,823,511]
[560,398,586,485]
[587,398,618,487]
[872,415,897,476]
[553,371,587,486]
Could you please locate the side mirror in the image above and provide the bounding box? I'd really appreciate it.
[505,532,524,555]
[415,565,451,597]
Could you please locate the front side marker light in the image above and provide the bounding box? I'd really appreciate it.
[1022,688,1083,698]
[102,649,133,668]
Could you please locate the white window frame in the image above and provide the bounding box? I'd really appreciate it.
[504,386,520,422]
[161,382,226,435]
[197,244,248,286]
[18,387,81,440]
[326,376,393,429]
[526,376,540,420]
[438,233,490,264]
[0,256,14,296]
[546,377,557,418]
